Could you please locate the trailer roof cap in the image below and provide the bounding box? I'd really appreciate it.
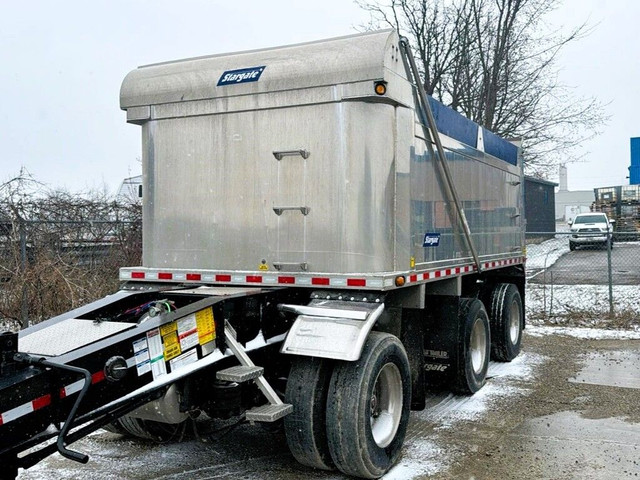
[120,29,405,109]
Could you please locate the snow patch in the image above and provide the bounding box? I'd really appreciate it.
[385,440,446,478]
[526,236,570,272]
[526,325,640,340]
[526,284,640,317]
[391,353,545,479]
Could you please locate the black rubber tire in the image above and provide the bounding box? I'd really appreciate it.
[569,241,576,251]
[326,332,411,479]
[453,298,490,395]
[284,357,334,471]
[487,283,523,362]
[110,416,186,442]
[102,420,129,436]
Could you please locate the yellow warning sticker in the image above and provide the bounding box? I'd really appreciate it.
[196,307,216,345]
[258,263,269,271]
[162,331,182,361]
[160,321,177,337]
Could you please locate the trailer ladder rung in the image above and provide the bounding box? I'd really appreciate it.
[246,404,293,423]
[216,365,264,382]
[223,321,291,422]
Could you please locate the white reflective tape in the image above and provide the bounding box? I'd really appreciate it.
[64,379,84,397]
[1,401,34,425]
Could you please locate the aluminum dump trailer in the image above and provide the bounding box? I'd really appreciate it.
[1,30,526,479]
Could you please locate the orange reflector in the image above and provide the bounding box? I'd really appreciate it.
[395,276,405,287]
[374,82,387,95]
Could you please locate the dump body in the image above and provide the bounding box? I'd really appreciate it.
[120,30,524,283]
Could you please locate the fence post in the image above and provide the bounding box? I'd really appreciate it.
[606,226,614,317]
[19,218,29,327]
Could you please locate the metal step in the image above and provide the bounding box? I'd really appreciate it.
[245,403,293,423]
[216,365,264,383]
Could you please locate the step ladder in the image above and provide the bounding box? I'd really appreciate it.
[215,322,292,423]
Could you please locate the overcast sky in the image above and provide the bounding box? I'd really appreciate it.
[1,0,638,194]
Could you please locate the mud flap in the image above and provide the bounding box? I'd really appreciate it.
[423,295,460,390]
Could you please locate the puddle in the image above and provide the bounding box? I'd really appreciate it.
[569,350,640,389]
[508,412,640,478]
[516,411,640,444]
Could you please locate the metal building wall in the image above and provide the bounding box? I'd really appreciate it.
[525,177,557,232]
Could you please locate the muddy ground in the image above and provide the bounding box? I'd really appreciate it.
[16,328,640,480]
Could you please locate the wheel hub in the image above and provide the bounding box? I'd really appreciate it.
[470,318,487,375]
[369,362,403,448]
[509,300,521,345]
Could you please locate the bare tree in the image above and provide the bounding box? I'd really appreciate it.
[357,0,607,176]
[0,172,141,327]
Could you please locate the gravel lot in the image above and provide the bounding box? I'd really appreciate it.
[17,327,640,480]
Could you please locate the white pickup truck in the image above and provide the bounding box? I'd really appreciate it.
[569,212,614,250]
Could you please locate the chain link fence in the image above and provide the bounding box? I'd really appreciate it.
[0,218,141,328]
[525,229,640,327]
[3,218,637,330]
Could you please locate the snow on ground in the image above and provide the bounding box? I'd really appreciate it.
[526,235,570,272]
[526,284,640,322]
[526,325,640,340]
[386,353,544,479]
[524,235,640,325]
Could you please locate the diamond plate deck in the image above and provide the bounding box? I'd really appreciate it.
[19,319,135,356]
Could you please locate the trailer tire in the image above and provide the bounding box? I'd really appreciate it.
[110,416,187,442]
[326,332,411,479]
[487,283,523,362]
[284,357,334,471]
[454,298,490,395]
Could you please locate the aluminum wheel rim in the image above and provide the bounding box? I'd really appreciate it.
[370,362,403,448]
[470,318,487,375]
[509,300,521,345]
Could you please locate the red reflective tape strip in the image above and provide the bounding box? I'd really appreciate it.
[409,274,417,283]
[92,370,106,384]
[186,273,201,281]
[435,270,441,278]
[60,387,67,399]
[32,394,52,411]
[312,277,330,286]
[216,274,232,282]
[158,272,173,280]
[347,278,366,287]
[0,414,4,426]
[278,276,296,284]
[131,272,145,279]
[246,275,262,283]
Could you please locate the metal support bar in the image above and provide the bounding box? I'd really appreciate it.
[224,322,283,405]
[13,354,92,464]
[399,37,482,273]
